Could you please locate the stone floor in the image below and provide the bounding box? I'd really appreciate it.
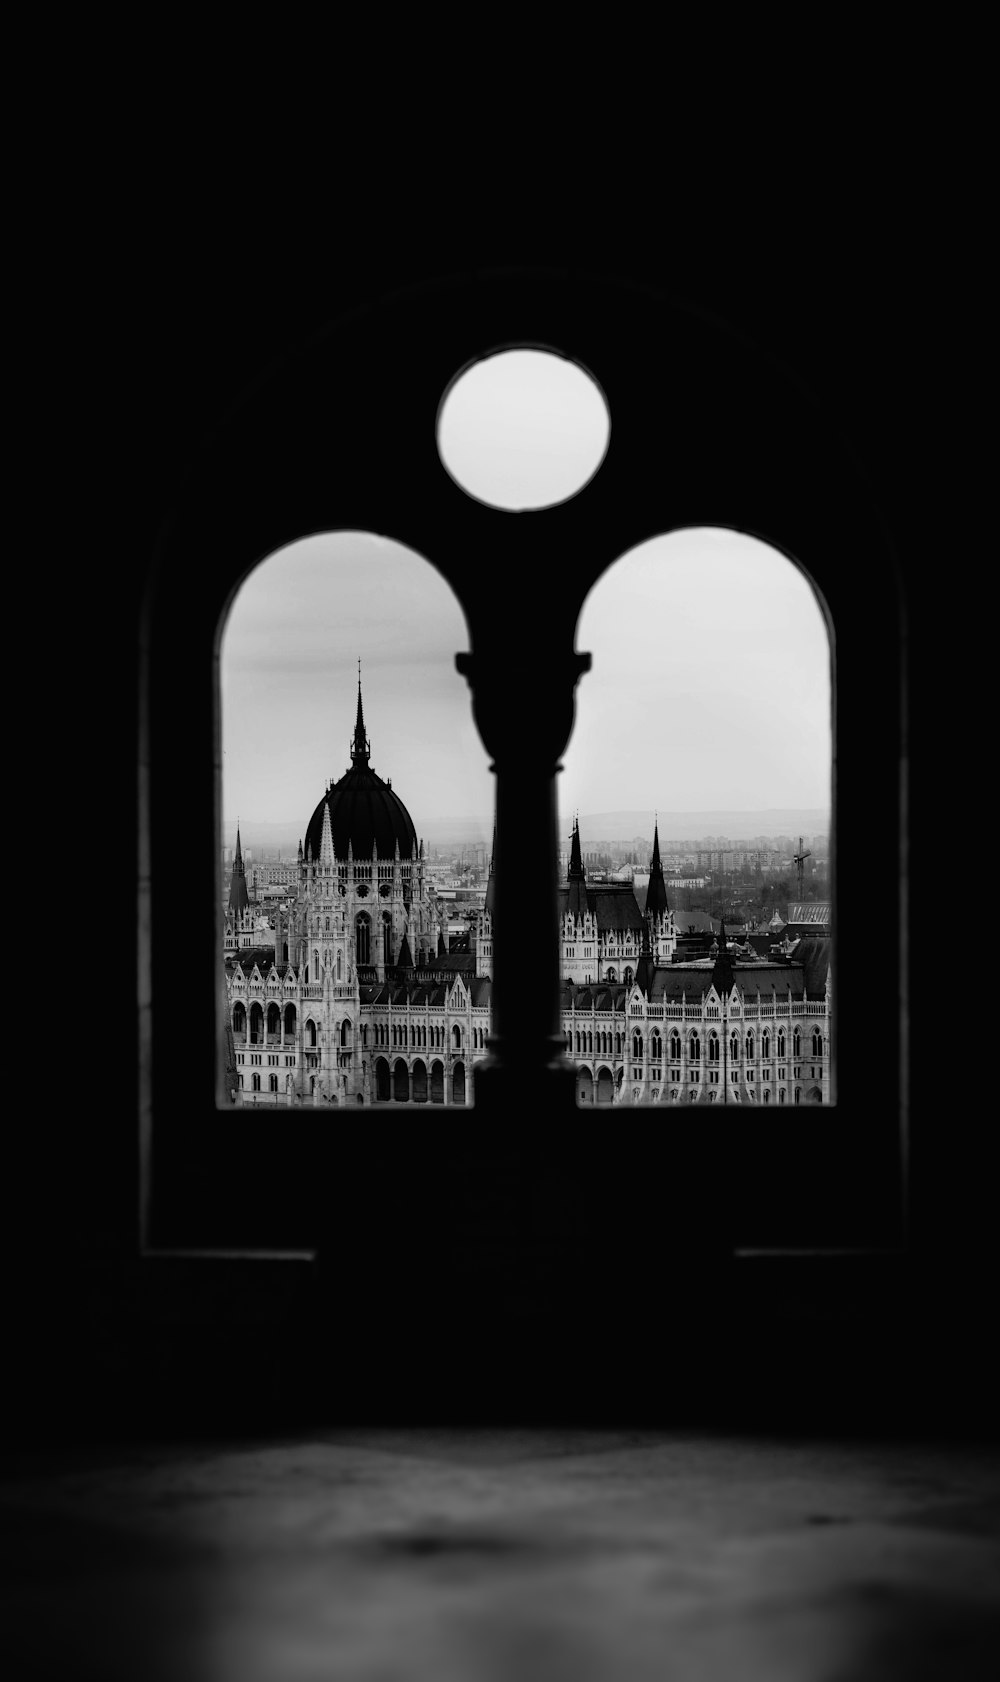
[3,1430,999,1680]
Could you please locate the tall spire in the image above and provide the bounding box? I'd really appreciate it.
[351,661,370,766]
[567,815,588,919]
[645,819,670,916]
[568,814,584,880]
[228,822,249,916]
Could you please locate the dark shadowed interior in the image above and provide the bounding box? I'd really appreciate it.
[11,217,993,1681]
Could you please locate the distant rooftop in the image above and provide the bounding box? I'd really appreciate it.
[786,902,831,924]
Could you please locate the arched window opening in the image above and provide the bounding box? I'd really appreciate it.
[708,1033,720,1064]
[452,1061,466,1105]
[218,534,491,1111]
[690,1033,701,1063]
[563,528,832,1112]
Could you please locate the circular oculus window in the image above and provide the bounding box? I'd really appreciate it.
[437,348,610,511]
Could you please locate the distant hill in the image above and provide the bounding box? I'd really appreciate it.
[223,810,828,856]
[221,816,493,854]
[562,810,830,842]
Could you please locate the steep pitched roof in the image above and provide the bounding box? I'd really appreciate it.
[647,961,809,1003]
[558,885,644,932]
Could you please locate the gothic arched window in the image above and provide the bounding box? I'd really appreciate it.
[689,1033,700,1062]
[355,913,371,967]
[708,1033,720,1064]
[730,1032,740,1062]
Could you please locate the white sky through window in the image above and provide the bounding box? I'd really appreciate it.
[220,528,830,852]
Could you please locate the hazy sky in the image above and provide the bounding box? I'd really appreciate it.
[221,348,829,841]
[220,528,830,840]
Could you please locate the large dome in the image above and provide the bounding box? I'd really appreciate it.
[303,679,418,863]
[304,763,418,862]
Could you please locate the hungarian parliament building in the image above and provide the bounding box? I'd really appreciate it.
[224,684,831,1107]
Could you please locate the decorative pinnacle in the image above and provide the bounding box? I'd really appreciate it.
[351,662,370,765]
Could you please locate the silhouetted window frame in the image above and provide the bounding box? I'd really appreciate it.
[138,267,907,1257]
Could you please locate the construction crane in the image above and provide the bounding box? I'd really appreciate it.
[793,836,812,901]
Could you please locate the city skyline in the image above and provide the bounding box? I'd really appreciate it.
[220,528,831,837]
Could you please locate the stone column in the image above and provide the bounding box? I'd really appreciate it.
[456,648,589,1113]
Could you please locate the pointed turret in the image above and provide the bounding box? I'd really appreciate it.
[228,824,250,917]
[350,662,370,766]
[567,815,588,920]
[397,931,414,971]
[319,800,335,867]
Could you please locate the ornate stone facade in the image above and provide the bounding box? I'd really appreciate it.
[224,690,831,1107]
